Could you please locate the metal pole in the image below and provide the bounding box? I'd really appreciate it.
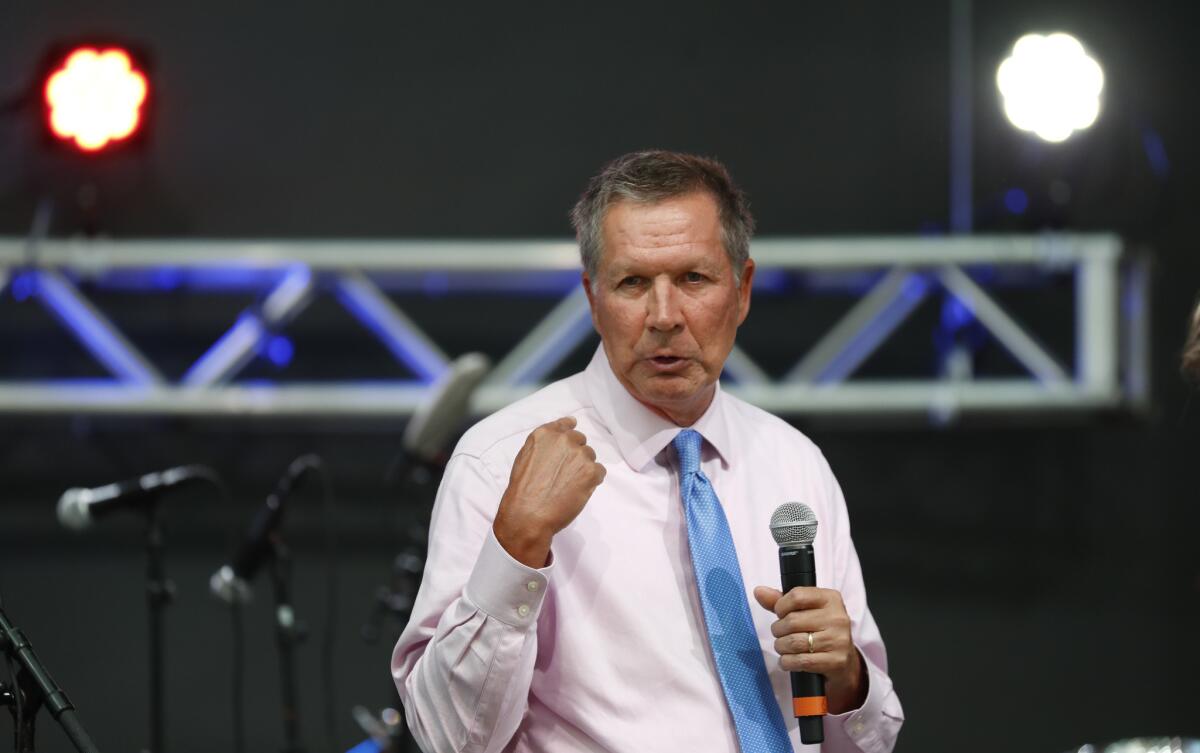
[145,508,172,753]
[270,539,305,753]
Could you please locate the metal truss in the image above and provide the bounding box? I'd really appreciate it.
[0,234,1147,421]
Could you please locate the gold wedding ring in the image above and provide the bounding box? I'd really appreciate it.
[806,632,815,654]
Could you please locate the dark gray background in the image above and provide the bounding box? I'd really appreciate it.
[1,1,1198,751]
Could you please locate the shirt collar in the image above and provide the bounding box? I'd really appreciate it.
[584,346,732,472]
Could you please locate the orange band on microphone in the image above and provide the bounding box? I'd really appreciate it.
[793,696,828,717]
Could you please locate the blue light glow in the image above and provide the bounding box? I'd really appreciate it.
[152,267,185,291]
[11,272,36,301]
[265,335,294,368]
[1141,127,1170,180]
[1004,188,1029,215]
[941,294,975,330]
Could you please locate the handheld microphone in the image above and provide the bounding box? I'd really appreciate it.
[770,502,825,744]
[210,455,320,604]
[57,465,211,530]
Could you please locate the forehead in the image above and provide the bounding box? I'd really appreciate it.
[598,191,726,272]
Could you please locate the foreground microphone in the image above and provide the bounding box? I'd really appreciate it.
[402,352,491,464]
[57,465,210,531]
[209,455,320,604]
[769,502,826,744]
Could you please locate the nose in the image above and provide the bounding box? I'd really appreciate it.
[646,276,684,333]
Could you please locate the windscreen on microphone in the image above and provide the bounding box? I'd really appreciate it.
[769,502,818,547]
[402,352,491,463]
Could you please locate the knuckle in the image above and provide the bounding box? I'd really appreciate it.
[792,634,807,653]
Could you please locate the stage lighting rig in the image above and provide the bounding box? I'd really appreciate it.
[996,32,1104,143]
[41,43,151,154]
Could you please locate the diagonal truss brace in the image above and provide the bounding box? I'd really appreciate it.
[333,271,450,383]
[936,265,1068,384]
[486,286,594,387]
[786,267,931,384]
[36,270,164,386]
[182,265,316,387]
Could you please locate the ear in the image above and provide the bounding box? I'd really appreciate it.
[736,258,755,326]
[582,271,597,324]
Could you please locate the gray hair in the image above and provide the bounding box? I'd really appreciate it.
[1184,298,1200,384]
[570,150,755,282]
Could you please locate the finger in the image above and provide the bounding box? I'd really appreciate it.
[552,416,577,430]
[582,444,597,462]
[753,586,781,612]
[774,630,822,657]
[779,650,853,678]
[773,586,831,618]
[566,429,587,445]
[769,611,827,638]
[592,463,607,484]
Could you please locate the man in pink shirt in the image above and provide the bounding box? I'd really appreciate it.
[393,151,903,752]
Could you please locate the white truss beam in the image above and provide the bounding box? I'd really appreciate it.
[0,233,1143,421]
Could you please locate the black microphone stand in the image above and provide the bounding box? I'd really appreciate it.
[268,534,307,753]
[0,603,102,753]
[358,458,441,753]
[143,502,174,753]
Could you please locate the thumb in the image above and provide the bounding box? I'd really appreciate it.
[753,586,781,612]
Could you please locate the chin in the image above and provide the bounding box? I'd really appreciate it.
[635,378,704,406]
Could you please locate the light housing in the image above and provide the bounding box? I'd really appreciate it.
[42,44,151,153]
[996,32,1104,143]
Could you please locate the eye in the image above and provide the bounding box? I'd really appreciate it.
[618,276,644,288]
[684,271,707,284]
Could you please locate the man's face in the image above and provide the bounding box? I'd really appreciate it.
[583,191,754,426]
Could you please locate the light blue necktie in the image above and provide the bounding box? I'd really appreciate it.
[672,429,792,752]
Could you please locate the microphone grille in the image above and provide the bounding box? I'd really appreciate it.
[770,502,818,547]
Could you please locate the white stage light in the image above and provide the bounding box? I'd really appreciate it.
[996,32,1104,143]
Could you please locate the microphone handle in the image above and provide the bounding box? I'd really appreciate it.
[780,545,825,744]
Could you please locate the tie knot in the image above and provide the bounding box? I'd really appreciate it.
[672,429,703,475]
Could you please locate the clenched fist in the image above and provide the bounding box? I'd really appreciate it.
[493,416,606,568]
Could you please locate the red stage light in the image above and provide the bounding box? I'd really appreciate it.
[44,47,148,152]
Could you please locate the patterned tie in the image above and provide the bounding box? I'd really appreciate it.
[672,429,792,752]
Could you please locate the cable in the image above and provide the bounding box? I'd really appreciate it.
[230,601,245,753]
[302,456,340,753]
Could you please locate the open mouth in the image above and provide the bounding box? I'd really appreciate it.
[649,355,685,367]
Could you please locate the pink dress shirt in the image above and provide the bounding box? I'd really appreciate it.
[392,347,904,752]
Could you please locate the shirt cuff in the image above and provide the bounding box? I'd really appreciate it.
[827,651,895,749]
[462,529,553,629]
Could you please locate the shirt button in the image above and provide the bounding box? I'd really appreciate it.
[851,720,864,734]
[526,581,539,592]
[516,604,530,618]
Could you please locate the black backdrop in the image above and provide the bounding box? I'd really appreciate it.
[2,1,1199,751]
